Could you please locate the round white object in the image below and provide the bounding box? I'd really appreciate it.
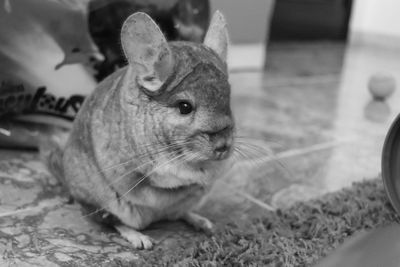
[368,73,396,100]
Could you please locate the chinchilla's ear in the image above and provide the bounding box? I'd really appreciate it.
[203,11,229,62]
[121,12,174,94]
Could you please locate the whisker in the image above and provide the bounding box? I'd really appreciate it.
[78,140,194,218]
[234,142,294,180]
[234,144,264,162]
[241,143,278,162]
[104,141,194,190]
[235,141,274,159]
[104,160,153,189]
[126,141,191,160]
[233,146,272,171]
[119,136,190,150]
[81,152,187,219]
[84,139,193,181]
[116,153,187,200]
[234,135,286,149]
[233,146,249,161]
[95,157,141,174]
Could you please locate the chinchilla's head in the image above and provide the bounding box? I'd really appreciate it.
[120,11,234,165]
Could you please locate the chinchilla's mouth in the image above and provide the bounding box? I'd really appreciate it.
[183,143,233,162]
[198,148,233,162]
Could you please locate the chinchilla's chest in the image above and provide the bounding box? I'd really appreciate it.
[153,185,206,220]
[139,166,217,220]
[121,181,207,224]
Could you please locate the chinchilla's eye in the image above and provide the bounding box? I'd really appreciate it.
[177,101,193,115]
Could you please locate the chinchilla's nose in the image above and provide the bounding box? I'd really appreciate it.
[211,130,233,160]
[207,121,234,158]
[214,136,231,153]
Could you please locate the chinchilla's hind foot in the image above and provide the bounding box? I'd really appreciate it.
[182,212,215,236]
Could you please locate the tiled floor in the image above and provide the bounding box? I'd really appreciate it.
[1,42,400,264]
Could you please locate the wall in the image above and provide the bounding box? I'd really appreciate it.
[351,0,400,38]
[209,0,275,44]
[209,0,275,70]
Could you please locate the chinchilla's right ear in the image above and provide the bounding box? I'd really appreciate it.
[204,11,229,63]
[121,12,174,95]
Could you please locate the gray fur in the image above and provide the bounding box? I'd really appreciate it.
[49,11,234,248]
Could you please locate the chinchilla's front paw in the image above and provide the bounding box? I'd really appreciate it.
[115,225,154,249]
[182,212,215,236]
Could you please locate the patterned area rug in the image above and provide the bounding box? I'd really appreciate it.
[0,152,398,266]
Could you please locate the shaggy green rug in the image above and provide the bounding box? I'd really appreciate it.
[130,178,400,267]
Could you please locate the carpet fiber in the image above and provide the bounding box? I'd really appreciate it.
[133,178,400,267]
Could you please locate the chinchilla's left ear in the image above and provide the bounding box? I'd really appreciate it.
[121,12,174,95]
[203,11,229,62]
